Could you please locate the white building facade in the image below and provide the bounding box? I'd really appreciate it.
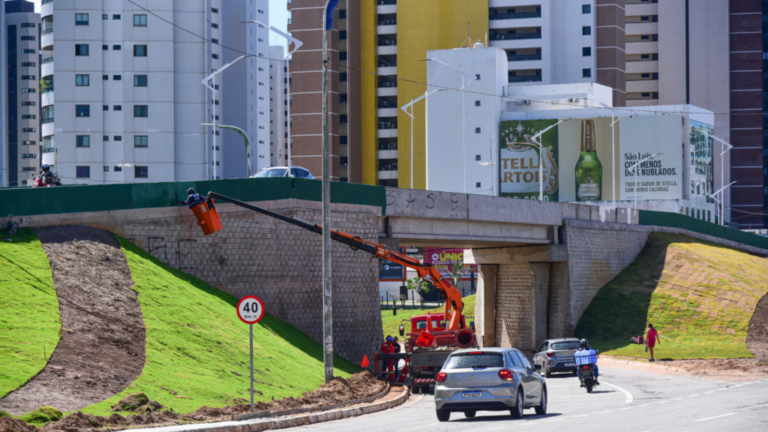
[4,1,40,187]
[40,0,270,184]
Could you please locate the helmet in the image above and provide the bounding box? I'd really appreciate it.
[42,164,50,171]
[580,339,589,349]
[187,188,196,195]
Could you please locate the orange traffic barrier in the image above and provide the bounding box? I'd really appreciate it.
[192,199,223,235]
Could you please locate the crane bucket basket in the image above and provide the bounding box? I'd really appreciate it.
[192,199,223,235]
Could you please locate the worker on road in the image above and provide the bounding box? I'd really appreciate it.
[392,337,402,381]
[645,323,661,362]
[380,336,395,379]
[179,188,206,209]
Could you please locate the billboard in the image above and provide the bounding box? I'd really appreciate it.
[500,116,684,202]
[424,248,477,281]
[379,262,405,281]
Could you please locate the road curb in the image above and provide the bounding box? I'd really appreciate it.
[197,387,410,432]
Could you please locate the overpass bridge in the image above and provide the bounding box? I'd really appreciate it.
[2,178,766,363]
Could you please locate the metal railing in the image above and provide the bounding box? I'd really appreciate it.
[379,163,398,171]
[378,122,397,129]
[378,60,397,67]
[379,101,398,108]
[378,39,397,46]
[41,0,53,4]
[508,74,542,83]
[42,57,54,64]
[378,19,397,25]
[507,53,542,61]
[491,32,541,40]
[379,143,397,150]
[378,81,397,88]
[377,0,396,5]
[490,11,541,20]
[42,27,54,34]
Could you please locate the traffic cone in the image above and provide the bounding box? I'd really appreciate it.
[361,355,370,368]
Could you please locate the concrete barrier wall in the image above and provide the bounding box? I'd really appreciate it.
[2,199,382,366]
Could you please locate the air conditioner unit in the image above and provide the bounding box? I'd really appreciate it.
[523,100,532,105]
[568,98,579,103]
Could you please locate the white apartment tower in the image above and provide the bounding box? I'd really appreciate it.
[269,45,286,167]
[40,0,271,184]
[4,1,40,187]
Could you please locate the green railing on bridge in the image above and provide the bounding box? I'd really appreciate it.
[639,210,768,251]
[0,178,387,218]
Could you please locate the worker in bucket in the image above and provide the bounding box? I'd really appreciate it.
[178,188,206,209]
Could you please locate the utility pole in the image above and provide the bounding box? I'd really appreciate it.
[322,0,340,384]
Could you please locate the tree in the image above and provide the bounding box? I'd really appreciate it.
[406,276,429,308]
[438,256,468,287]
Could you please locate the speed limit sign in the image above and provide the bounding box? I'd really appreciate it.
[237,296,265,324]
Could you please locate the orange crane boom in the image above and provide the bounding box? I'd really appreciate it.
[193,192,465,331]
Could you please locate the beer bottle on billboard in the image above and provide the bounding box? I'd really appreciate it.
[575,119,603,201]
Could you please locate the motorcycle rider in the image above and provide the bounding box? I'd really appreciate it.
[41,165,55,186]
[576,339,599,385]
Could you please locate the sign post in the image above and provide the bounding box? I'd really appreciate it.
[237,295,265,413]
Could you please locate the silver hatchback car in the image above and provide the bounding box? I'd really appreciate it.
[434,348,547,422]
[531,338,581,377]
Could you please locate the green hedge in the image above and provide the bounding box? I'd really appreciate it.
[0,178,386,218]
[639,210,768,251]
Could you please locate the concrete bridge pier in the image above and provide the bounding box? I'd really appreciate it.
[471,246,568,351]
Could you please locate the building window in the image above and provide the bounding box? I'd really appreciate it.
[20,23,35,28]
[212,53,219,59]
[114,105,122,111]
[113,75,122,80]
[22,49,35,54]
[114,136,122,141]
[475,74,481,80]
[103,136,109,141]
[582,26,591,36]
[103,14,108,20]
[340,115,348,124]
[114,166,122,172]
[20,36,35,41]
[212,23,219,29]
[21,62,35,67]
[22,140,36,145]
[340,31,347,40]
[21,154,37,159]
[134,14,147,26]
[75,13,89,25]
[135,136,148,147]
[211,7,219,13]
[582,5,591,14]
[134,45,147,57]
[340,73,348,82]
[75,44,89,56]
[103,45,108,50]
[583,68,592,78]
[134,75,148,87]
[21,88,35,93]
[113,45,121,50]
[582,47,591,56]
[476,182,482,188]
[475,155,481,161]
[21,115,35,120]
[113,14,121,20]
[20,75,35,80]
[340,52,347,61]
[475,100,481,106]
[104,166,110,172]
[104,105,109,111]
[103,75,109,80]
[76,135,90,147]
[76,105,90,117]
[21,128,36,133]
[212,38,219,44]
[134,166,149,178]
[21,101,36,106]
[76,74,89,86]
[475,128,481,133]
[76,166,91,178]
[340,9,347,19]
[134,105,149,117]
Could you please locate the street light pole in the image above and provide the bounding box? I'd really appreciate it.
[401,89,444,189]
[479,139,497,196]
[708,134,733,226]
[713,181,737,225]
[530,119,567,201]
[628,153,662,210]
[202,55,249,180]
[245,21,304,173]
[202,124,252,177]
[321,0,340,385]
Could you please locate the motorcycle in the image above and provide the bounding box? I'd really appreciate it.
[579,363,599,393]
[33,173,62,188]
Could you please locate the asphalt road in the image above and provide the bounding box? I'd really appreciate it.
[291,366,768,432]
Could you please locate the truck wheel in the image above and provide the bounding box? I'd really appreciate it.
[464,410,476,418]
[436,409,451,422]
[511,390,524,419]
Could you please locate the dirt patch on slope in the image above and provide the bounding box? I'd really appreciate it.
[602,356,768,382]
[0,226,146,415]
[747,292,768,362]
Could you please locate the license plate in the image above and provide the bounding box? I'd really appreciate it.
[564,363,575,367]
[462,392,482,399]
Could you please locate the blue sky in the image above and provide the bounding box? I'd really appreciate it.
[30,0,290,48]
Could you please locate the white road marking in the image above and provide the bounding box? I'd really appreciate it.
[673,398,684,401]
[690,394,700,398]
[598,411,612,414]
[704,391,715,394]
[601,381,634,403]
[695,412,737,422]
[658,400,669,404]
[574,414,589,418]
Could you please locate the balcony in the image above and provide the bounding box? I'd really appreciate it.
[490,31,541,41]
[508,70,542,83]
[378,170,398,180]
[507,49,541,61]
[378,80,397,88]
[489,11,541,20]
[379,108,398,117]
[377,0,396,15]
[41,76,54,94]
[379,150,397,160]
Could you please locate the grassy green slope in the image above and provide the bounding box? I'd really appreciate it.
[0,228,61,398]
[576,233,768,360]
[82,236,359,416]
[381,295,476,338]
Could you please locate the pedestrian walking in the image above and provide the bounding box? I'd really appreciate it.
[644,323,661,361]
